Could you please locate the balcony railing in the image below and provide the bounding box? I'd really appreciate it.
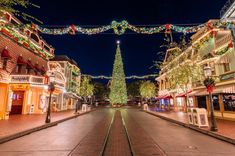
[220,71,235,81]
[10,75,45,85]
[215,34,232,50]
[220,0,235,18]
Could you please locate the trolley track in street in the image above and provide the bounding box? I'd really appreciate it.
[69,108,165,156]
[100,109,134,156]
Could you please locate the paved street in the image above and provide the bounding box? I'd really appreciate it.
[0,108,234,156]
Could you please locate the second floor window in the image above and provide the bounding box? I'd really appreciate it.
[223,63,230,73]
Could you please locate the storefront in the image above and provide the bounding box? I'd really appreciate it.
[7,75,48,116]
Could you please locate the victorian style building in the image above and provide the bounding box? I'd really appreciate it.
[0,11,81,119]
[157,20,235,120]
[49,55,81,111]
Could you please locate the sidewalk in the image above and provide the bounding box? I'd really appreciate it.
[0,109,88,140]
[147,108,235,144]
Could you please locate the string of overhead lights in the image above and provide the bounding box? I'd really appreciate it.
[82,74,158,79]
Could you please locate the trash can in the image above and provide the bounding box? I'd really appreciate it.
[197,108,209,128]
[193,108,199,126]
[143,103,148,111]
[187,108,194,125]
[82,104,88,112]
[29,105,34,114]
[4,112,9,120]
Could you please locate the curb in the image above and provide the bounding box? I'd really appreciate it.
[0,109,96,144]
[145,110,235,145]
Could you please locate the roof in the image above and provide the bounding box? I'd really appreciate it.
[50,55,78,66]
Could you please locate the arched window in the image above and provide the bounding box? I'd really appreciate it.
[30,33,39,43]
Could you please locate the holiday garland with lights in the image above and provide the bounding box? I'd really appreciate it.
[24,20,235,35]
[82,74,158,79]
[109,42,128,105]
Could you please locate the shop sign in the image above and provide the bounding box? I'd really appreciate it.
[11,75,45,85]
[11,75,30,83]
[10,84,29,90]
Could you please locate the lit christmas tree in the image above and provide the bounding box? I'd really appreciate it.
[109,41,127,105]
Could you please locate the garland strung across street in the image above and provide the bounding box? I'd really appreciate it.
[82,74,158,79]
[33,20,235,35]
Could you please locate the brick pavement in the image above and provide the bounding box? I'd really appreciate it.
[0,110,81,138]
[148,108,235,140]
[69,112,113,156]
[122,110,164,156]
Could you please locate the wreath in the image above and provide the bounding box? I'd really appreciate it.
[203,77,215,93]
[111,20,128,35]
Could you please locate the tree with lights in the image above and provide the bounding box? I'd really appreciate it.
[109,41,127,106]
[79,76,94,103]
[139,81,156,102]
[168,61,203,111]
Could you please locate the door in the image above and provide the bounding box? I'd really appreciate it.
[10,91,24,114]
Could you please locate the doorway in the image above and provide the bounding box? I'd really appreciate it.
[10,91,24,114]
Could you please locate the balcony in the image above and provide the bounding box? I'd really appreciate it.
[10,75,45,85]
[215,34,232,50]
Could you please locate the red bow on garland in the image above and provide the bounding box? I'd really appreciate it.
[207,85,214,93]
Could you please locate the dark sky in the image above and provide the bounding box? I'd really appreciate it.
[28,0,227,77]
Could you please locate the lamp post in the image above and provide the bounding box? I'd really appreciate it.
[45,72,55,123]
[203,64,218,132]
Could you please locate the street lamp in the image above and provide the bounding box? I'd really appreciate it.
[203,64,218,131]
[45,72,55,123]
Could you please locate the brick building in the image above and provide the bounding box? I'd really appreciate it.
[0,11,54,119]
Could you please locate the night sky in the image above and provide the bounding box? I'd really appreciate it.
[27,0,227,78]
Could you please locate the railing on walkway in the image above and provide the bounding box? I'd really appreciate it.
[215,34,232,50]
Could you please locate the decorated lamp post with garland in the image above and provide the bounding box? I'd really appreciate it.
[203,64,218,132]
[45,72,55,124]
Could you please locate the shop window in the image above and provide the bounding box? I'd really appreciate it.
[212,95,220,111]
[223,94,235,111]
[223,63,230,73]
[197,96,207,109]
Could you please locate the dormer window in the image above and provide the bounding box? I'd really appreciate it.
[10,19,19,26]
[30,33,39,43]
[16,55,26,74]
[44,45,50,52]
[26,59,34,74]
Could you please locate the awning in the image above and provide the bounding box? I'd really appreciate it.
[176,90,192,97]
[17,56,26,65]
[26,60,34,69]
[34,63,41,71]
[157,94,172,99]
[1,48,12,59]
[195,88,223,96]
